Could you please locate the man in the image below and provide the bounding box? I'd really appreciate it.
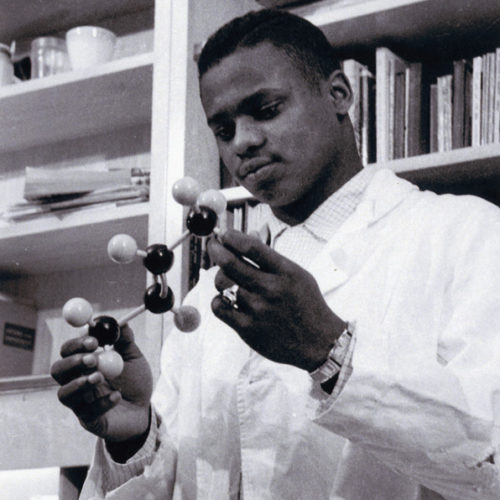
[51,9,500,499]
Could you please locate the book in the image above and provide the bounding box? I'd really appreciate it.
[376,47,390,163]
[495,48,500,144]
[452,59,466,149]
[463,59,473,147]
[2,186,148,221]
[393,64,406,159]
[487,52,496,144]
[405,62,423,157]
[481,53,490,145]
[188,235,202,290]
[23,166,138,200]
[429,83,438,153]
[376,47,409,162]
[343,59,363,158]
[360,66,376,164]
[342,60,376,165]
[472,56,483,146]
[453,59,475,149]
[437,74,453,152]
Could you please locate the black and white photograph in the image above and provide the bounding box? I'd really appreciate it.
[0,1,499,498]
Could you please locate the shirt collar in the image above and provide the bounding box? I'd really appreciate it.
[265,167,377,245]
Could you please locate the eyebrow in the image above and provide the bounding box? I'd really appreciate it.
[207,88,285,127]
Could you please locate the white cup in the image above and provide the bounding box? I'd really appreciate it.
[65,26,116,70]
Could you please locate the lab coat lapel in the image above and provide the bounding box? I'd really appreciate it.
[307,169,418,296]
[197,300,250,497]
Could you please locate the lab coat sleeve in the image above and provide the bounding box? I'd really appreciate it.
[309,197,500,499]
[79,409,177,500]
[79,283,202,499]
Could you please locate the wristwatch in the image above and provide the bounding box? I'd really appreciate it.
[309,323,353,384]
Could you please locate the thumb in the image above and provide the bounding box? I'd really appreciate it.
[114,325,144,362]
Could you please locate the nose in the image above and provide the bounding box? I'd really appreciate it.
[233,117,265,157]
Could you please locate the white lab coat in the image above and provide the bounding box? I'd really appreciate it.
[81,169,500,499]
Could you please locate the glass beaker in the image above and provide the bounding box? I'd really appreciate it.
[30,37,69,78]
[0,43,13,86]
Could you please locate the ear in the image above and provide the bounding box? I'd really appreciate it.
[327,70,353,116]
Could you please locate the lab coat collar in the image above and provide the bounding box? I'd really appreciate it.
[307,168,418,295]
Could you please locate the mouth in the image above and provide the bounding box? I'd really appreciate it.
[239,158,276,181]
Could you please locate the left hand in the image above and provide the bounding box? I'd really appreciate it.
[207,229,347,372]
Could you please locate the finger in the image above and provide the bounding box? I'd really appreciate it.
[114,325,142,362]
[77,391,122,424]
[60,335,98,358]
[220,229,288,273]
[211,294,250,332]
[51,351,98,386]
[207,237,265,291]
[58,372,121,426]
[211,295,263,355]
[79,392,122,438]
[214,268,236,293]
[231,286,254,314]
[57,371,105,410]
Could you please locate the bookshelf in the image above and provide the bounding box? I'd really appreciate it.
[1,0,154,43]
[0,52,153,152]
[0,202,148,275]
[0,0,496,494]
[221,143,500,205]
[0,0,158,492]
[293,0,500,62]
[291,0,500,204]
[184,0,500,287]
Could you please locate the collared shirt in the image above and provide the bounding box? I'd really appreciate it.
[82,167,500,499]
[99,168,377,492]
[264,166,377,398]
[267,166,377,268]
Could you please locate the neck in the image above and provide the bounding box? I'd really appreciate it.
[272,138,363,226]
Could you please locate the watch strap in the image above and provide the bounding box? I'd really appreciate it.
[309,323,353,384]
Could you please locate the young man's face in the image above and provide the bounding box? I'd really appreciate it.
[200,42,343,210]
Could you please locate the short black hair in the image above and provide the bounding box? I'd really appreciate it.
[197,9,341,88]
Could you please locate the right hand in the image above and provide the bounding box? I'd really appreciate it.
[51,325,153,444]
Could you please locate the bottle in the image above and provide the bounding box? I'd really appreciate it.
[0,43,13,86]
[30,37,69,78]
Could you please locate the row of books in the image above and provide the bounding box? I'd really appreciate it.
[1,166,149,222]
[432,50,500,152]
[344,46,500,164]
[219,201,270,235]
[188,201,270,289]
[373,48,426,162]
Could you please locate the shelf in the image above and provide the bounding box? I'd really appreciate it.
[0,374,57,394]
[0,52,154,153]
[395,144,500,203]
[1,0,154,42]
[221,185,253,204]
[0,202,149,276]
[380,143,500,175]
[221,144,500,205]
[293,0,500,62]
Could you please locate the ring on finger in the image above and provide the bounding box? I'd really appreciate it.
[221,284,239,309]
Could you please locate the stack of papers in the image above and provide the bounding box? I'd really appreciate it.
[1,166,149,222]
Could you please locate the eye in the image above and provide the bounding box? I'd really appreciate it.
[214,122,235,142]
[254,101,283,120]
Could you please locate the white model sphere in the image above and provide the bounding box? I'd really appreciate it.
[107,234,138,263]
[172,177,202,206]
[62,297,93,327]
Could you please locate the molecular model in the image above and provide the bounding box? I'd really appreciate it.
[62,177,227,379]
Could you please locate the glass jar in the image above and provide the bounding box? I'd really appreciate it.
[0,43,13,86]
[30,37,69,78]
